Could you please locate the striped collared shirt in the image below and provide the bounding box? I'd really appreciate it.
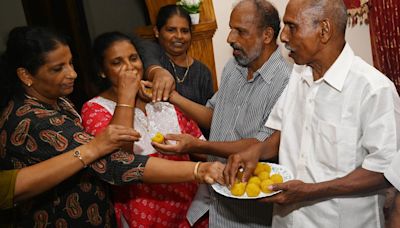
[187,48,292,227]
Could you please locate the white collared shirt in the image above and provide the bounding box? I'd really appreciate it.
[266,44,400,228]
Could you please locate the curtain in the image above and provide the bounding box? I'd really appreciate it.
[344,0,369,26]
[368,0,400,93]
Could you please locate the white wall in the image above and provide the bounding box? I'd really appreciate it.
[212,0,373,84]
[345,24,373,65]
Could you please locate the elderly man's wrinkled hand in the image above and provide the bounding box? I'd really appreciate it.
[258,180,313,205]
[224,146,262,188]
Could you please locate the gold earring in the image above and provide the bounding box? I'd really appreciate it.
[27,82,32,87]
[100,73,106,78]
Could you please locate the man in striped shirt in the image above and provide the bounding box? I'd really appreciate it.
[153,0,292,227]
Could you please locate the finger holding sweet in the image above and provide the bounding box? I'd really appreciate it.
[165,133,196,152]
[138,80,153,103]
[151,133,197,155]
[151,142,184,155]
[224,155,243,188]
[140,80,154,99]
[141,80,153,89]
[151,132,165,144]
[224,147,261,187]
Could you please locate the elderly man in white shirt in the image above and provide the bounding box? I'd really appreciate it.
[224,0,400,228]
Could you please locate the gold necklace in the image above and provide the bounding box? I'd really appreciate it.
[169,56,190,84]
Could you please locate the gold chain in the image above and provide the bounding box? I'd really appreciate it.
[169,55,190,84]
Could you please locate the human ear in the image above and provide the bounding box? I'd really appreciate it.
[263,27,275,44]
[99,72,106,78]
[16,67,34,87]
[320,19,332,44]
[153,27,159,38]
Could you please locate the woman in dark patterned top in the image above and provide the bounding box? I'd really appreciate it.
[153,5,214,105]
[0,26,224,227]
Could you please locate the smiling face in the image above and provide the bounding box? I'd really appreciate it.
[101,40,143,88]
[28,43,77,103]
[157,14,192,57]
[280,0,322,65]
[227,2,264,67]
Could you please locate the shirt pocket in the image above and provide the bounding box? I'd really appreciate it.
[314,119,358,177]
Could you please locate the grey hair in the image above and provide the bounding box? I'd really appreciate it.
[304,0,348,35]
[234,0,281,40]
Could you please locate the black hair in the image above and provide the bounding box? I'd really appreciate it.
[253,0,281,40]
[90,31,136,93]
[156,4,192,31]
[0,26,68,110]
[235,0,281,40]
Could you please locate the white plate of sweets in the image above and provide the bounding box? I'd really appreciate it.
[212,162,293,199]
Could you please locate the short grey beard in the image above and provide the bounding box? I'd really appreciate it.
[234,43,262,67]
[234,55,252,67]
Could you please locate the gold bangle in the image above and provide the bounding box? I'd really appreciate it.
[116,103,134,108]
[193,162,201,181]
[147,66,163,76]
[73,150,87,168]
